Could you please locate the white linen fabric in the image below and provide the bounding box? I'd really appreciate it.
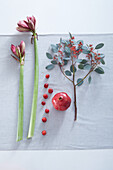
[0,34,113,150]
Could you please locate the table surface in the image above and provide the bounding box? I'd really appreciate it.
[0,0,113,169]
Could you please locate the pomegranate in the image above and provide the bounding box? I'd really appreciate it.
[52,92,71,111]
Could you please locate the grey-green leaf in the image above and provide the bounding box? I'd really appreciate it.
[51,60,57,64]
[70,65,76,72]
[64,60,68,65]
[77,78,83,86]
[94,67,104,74]
[69,32,73,39]
[82,50,90,54]
[65,70,72,76]
[100,58,105,65]
[88,75,91,84]
[46,52,53,59]
[78,64,84,69]
[65,47,71,54]
[84,64,92,70]
[95,43,104,49]
[80,59,88,64]
[46,64,55,70]
[51,44,58,53]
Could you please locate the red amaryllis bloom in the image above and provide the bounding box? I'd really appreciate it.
[11,41,25,64]
[16,16,36,33]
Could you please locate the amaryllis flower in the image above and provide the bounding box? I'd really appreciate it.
[11,41,25,65]
[10,41,26,141]
[17,16,39,138]
[16,16,36,33]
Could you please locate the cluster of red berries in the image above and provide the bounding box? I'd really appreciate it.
[41,74,53,136]
[86,45,101,65]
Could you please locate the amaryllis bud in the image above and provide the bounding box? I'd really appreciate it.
[11,41,25,63]
[20,41,25,57]
[11,44,17,56]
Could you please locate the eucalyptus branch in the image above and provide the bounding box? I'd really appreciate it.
[59,64,73,83]
[75,65,97,87]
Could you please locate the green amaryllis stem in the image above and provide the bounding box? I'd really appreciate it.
[17,65,24,141]
[27,33,39,138]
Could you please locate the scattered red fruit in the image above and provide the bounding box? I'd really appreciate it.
[48,88,53,93]
[44,83,49,88]
[42,117,47,123]
[52,92,71,111]
[41,101,46,105]
[43,94,48,99]
[45,74,50,79]
[45,109,49,114]
[42,130,46,135]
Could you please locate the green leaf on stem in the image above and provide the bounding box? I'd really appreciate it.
[82,46,88,51]
[76,59,82,63]
[64,47,71,54]
[78,64,84,69]
[82,50,90,54]
[64,60,68,65]
[69,32,73,39]
[100,58,105,65]
[95,43,104,49]
[65,70,72,76]
[51,44,58,53]
[46,52,53,59]
[46,64,55,70]
[77,78,83,86]
[94,67,104,74]
[84,64,92,70]
[88,75,91,84]
[80,59,88,64]
[51,60,57,64]
[70,65,76,72]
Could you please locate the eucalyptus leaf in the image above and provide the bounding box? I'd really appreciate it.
[51,60,57,64]
[64,46,71,54]
[65,70,72,76]
[95,43,104,49]
[78,64,84,69]
[94,67,104,74]
[76,59,82,63]
[51,44,58,53]
[64,56,71,60]
[82,46,88,50]
[46,64,55,70]
[64,60,68,65]
[77,78,83,86]
[82,50,90,54]
[84,64,92,70]
[69,32,73,39]
[80,59,88,64]
[46,52,53,59]
[70,65,76,72]
[88,75,91,84]
[100,58,105,65]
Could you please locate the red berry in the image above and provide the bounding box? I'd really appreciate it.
[42,130,46,136]
[44,83,49,88]
[41,101,46,105]
[48,88,53,94]
[42,117,47,123]
[45,109,49,114]
[43,94,48,99]
[45,74,50,79]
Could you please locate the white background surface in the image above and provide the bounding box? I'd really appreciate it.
[0,0,113,169]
